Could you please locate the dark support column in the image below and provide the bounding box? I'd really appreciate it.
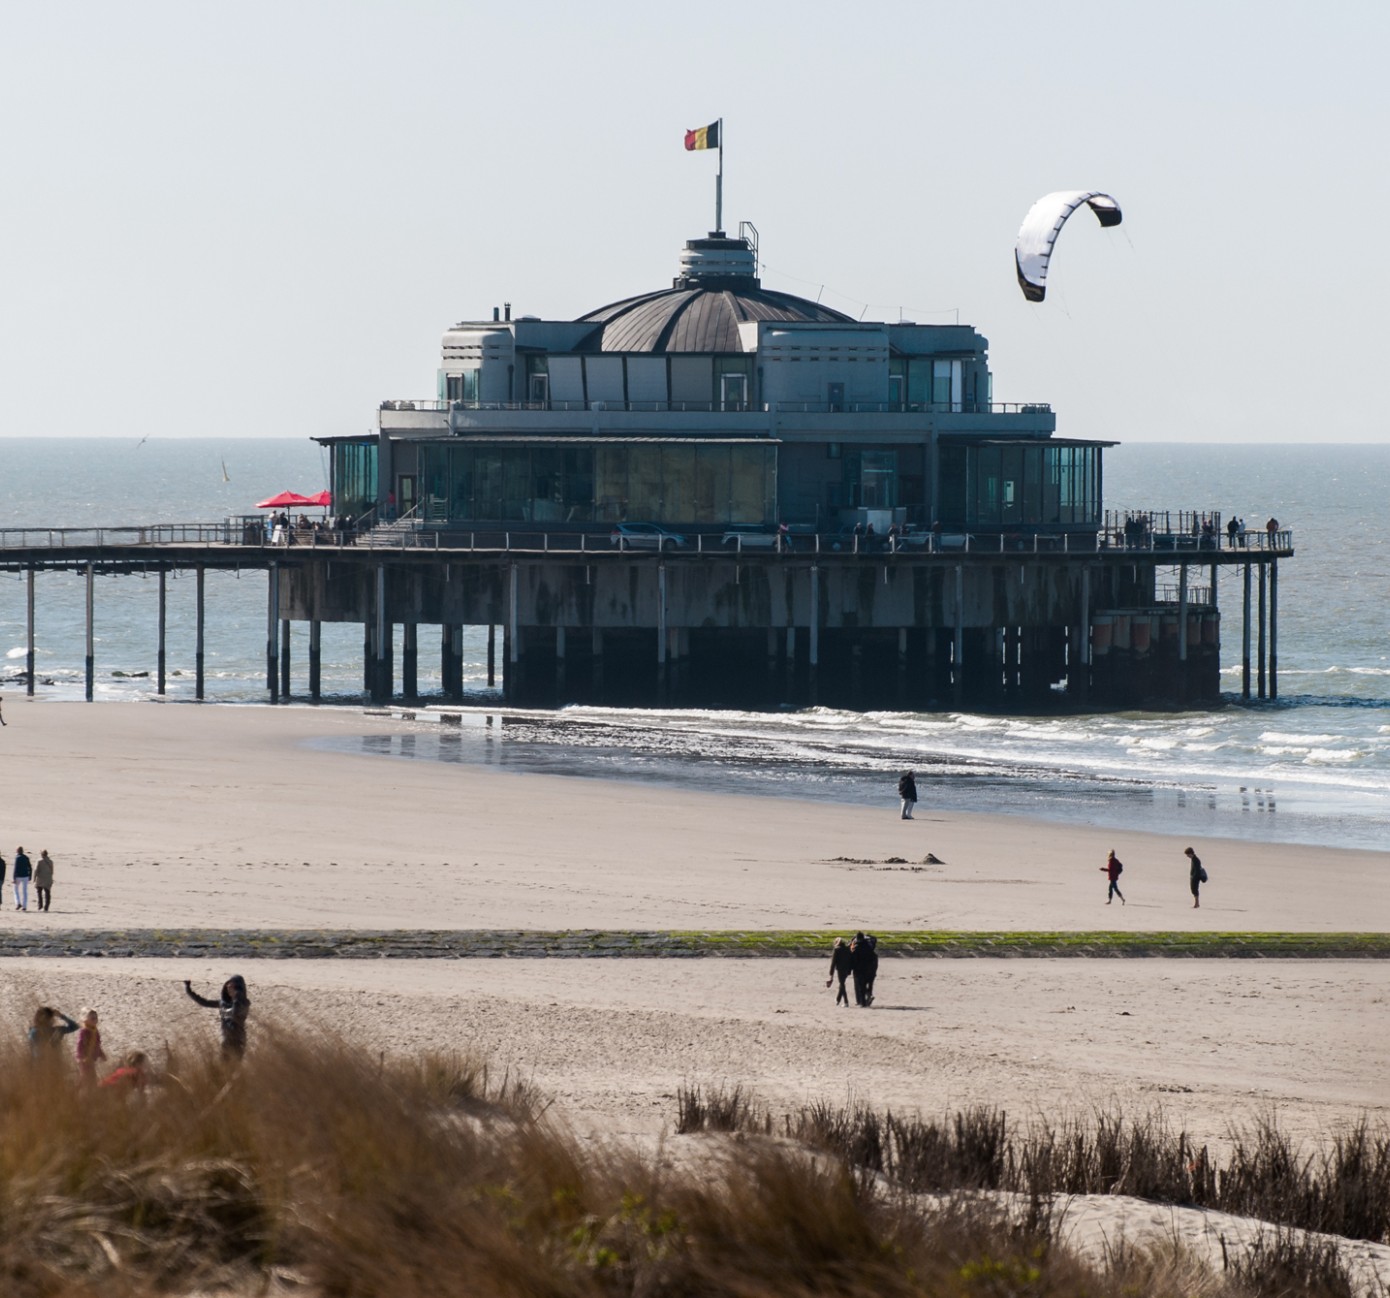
[363,621,373,696]
[785,626,797,700]
[309,620,322,701]
[26,568,35,696]
[266,563,280,701]
[85,563,95,702]
[656,564,668,701]
[808,564,820,704]
[555,625,567,699]
[195,565,205,701]
[402,622,418,698]
[897,627,908,705]
[441,624,461,700]
[157,569,167,695]
[505,565,519,702]
[1269,559,1279,701]
[280,618,291,699]
[591,627,603,696]
[373,564,390,704]
[1242,563,1252,701]
[953,564,964,706]
[487,623,496,687]
[451,625,464,698]
[1257,561,1267,700]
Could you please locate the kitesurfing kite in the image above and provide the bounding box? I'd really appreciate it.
[1014,191,1122,302]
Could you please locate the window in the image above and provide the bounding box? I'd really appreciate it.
[445,369,480,403]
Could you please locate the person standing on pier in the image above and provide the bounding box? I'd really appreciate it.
[897,770,918,820]
[1101,850,1125,905]
[12,846,31,911]
[1185,846,1206,908]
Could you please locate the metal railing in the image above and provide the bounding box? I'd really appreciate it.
[0,522,1293,558]
[384,398,1054,417]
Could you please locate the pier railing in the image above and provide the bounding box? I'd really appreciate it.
[0,522,1294,558]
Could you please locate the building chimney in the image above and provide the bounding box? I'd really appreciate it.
[504,302,512,322]
[492,306,500,322]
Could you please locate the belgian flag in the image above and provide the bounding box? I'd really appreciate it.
[684,121,719,151]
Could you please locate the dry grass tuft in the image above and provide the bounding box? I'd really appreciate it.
[0,1030,1382,1296]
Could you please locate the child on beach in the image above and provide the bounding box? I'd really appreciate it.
[28,1005,80,1059]
[1101,850,1125,905]
[184,975,251,1060]
[99,1051,150,1093]
[75,1008,106,1084]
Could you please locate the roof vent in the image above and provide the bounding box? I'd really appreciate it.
[674,234,759,289]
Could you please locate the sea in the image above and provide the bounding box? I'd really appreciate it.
[1,438,1387,853]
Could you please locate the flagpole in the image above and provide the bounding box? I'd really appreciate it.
[716,118,724,233]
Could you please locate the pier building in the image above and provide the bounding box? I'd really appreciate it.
[2,227,1292,711]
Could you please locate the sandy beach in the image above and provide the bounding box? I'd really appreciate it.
[0,699,1383,1150]
[2,698,1388,1285]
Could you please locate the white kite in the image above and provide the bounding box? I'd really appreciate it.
[1015,191,1122,302]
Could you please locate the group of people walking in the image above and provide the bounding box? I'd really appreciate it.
[826,932,879,1007]
[0,847,55,911]
[1101,846,1208,907]
[24,975,252,1090]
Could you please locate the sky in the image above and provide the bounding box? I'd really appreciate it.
[2,0,1386,444]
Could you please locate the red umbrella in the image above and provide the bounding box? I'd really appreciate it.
[255,491,313,509]
[303,490,332,507]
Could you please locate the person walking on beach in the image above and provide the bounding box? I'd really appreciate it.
[826,936,853,1006]
[34,850,54,912]
[861,934,880,1006]
[897,770,918,820]
[12,846,32,911]
[75,1008,105,1085]
[1185,846,1206,908]
[850,931,877,1006]
[184,975,251,1060]
[1101,850,1125,905]
[0,694,6,725]
[28,1005,79,1060]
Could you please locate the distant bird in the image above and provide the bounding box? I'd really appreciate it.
[135,434,150,448]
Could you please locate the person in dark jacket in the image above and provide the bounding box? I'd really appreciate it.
[28,1005,80,1060]
[184,974,251,1060]
[1185,846,1205,908]
[861,934,880,1004]
[825,937,853,1006]
[850,932,878,1007]
[12,846,32,911]
[1101,850,1125,905]
[897,770,918,820]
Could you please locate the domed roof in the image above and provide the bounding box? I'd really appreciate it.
[576,234,852,354]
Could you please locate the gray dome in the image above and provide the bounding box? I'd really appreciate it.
[576,234,852,353]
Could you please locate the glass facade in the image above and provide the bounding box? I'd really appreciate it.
[419,441,776,526]
[331,440,378,518]
[937,442,1100,529]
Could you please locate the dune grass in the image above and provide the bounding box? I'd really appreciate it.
[0,1028,1382,1296]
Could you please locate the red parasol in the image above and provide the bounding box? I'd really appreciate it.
[302,490,332,507]
[255,491,313,509]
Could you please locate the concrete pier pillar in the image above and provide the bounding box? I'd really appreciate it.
[1257,561,1267,700]
[26,568,35,697]
[1269,559,1279,700]
[897,627,909,704]
[373,563,390,704]
[195,566,205,701]
[85,562,94,702]
[555,625,567,698]
[505,566,519,702]
[363,621,373,696]
[1242,563,1252,701]
[591,627,604,695]
[310,620,322,701]
[487,623,496,687]
[157,569,167,695]
[808,564,820,704]
[402,622,418,698]
[785,626,797,698]
[266,563,280,701]
[953,564,964,706]
[280,618,291,699]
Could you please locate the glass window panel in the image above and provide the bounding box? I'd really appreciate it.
[977,446,1001,523]
[1022,446,1042,521]
[729,446,768,523]
[501,450,529,521]
[907,360,932,406]
[451,445,474,519]
[595,446,628,521]
[531,448,564,522]
[563,448,593,523]
[628,446,666,519]
[661,446,697,522]
[694,445,724,521]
